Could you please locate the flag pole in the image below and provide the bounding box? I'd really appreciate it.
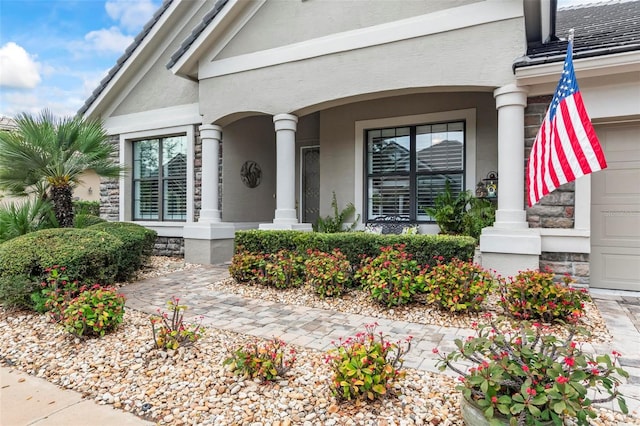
[568,28,574,43]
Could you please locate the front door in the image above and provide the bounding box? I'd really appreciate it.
[301,146,320,224]
[591,123,640,291]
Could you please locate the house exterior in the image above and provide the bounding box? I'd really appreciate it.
[80,0,640,292]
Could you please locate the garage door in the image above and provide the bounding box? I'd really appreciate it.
[591,123,640,291]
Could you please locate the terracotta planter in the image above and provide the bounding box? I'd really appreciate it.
[460,397,553,426]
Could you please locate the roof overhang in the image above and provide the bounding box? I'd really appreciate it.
[516,49,640,87]
[168,0,265,80]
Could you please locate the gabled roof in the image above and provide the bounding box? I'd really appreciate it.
[515,0,640,69]
[77,0,174,116]
[166,0,229,69]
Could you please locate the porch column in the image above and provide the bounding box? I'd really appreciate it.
[259,113,312,231]
[198,124,222,222]
[183,124,234,265]
[480,84,540,277]
[493,84,528,229]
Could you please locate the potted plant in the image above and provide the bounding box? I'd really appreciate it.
[434,315,629,426]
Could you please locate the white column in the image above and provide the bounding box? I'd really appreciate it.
[184,124,234,265]
[198,124,222,223]
[273,114,298,225]
[480,84,540,278]
[493,84,529,229]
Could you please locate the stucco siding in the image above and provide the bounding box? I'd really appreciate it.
[201,18,524,124]
[110,1,213,117]
[216,0,481,60]
[318,91,497,218]
[222,115,276,222]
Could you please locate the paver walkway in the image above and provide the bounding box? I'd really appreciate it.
[120,265,640,415]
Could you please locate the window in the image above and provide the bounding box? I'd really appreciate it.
[132,135,187,221]
[366,121,465,222]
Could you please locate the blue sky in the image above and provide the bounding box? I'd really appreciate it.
[0,0,161,117]
[0,0,599,119]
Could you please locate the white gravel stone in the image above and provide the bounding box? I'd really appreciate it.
[0,256,636,426]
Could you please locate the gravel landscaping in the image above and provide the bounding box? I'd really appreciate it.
[1,256,639,426]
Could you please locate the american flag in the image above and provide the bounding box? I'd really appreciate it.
[526,39,607,207]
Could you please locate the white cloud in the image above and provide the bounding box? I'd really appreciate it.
[84,26,134,54]
[1,91,81,118]
[0,42,42,89]
[105,0,159,32]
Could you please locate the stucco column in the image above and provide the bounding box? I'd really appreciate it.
[273,114,298,225]
[183,124,234,265]
[479,84,540,278]
[198,124,222,223]
[493,84,529,229]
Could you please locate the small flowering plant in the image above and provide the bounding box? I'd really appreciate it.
[417,257,495,312]
[355,244,421,307]
[325,323,412,401]
[499,269,590,323]
[304,248,352,298]
[150,297,205,350]
[62,285,125,337]
[435,315,629,425]
[224,337,297,382]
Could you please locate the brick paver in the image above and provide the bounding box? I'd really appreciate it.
[119,265,640,413]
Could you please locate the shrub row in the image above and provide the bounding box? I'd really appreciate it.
[234,230,476,269]
[232,244,589,322]
[0,222,157,308]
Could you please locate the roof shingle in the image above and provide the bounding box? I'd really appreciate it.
[515,0,640,68]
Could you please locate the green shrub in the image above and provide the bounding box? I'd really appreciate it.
[304,249,351,298]
[72,200,100,216]
[498,269,590,323]
[234,230,475,270]
[0,198,58,243]
[355,244,422,307]
[259,250,305,289]
[229,248,267,282]
[73,213,106,228]
[87,222,157,281]
[224,337,297,382]
[0,228,123,285]
[418,258,495,312]
[62,286,125,337]
[325,324,412,401]
[0,274,38,310]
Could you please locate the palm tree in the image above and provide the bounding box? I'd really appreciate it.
[0,110,123,227]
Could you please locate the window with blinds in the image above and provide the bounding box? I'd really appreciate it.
[133,135,187,221]
[366,121,464,222]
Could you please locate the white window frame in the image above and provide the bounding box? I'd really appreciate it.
[354,109,476,234]
[120,125,195,234]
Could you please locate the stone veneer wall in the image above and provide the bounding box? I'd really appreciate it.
[100,134,120,221]
[525,96,589,285]
[154,236,185,257]
[540,252,589,287]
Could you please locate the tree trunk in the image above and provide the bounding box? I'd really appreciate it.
[50,185,74,227]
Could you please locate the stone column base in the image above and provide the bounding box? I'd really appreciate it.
[480,227,541,278]
[258,222,313,231]
[183,223,235,265]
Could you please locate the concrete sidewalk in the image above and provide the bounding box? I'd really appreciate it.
[0,367,153,426]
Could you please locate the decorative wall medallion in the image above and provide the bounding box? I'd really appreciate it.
[240,160,262,188]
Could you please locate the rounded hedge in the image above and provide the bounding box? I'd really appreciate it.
[87,222,157,281]
[0,228,123,285]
